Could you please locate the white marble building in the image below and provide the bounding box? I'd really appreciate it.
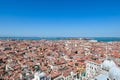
[85,60,102,79]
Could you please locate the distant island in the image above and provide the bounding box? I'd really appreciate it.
[0,37,120,42]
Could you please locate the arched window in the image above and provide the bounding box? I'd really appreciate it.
[92,67,93,69]
[107,78,109,80]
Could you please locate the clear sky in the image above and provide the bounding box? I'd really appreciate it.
[0,0,120,37]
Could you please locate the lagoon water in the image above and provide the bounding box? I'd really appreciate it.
[0,37,120,42]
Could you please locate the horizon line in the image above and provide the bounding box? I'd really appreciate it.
[0,36,120,38]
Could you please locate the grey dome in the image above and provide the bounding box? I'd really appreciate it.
[102,60,116,70]
[109,66,120,80]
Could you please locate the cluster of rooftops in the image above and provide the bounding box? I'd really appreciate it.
[0,39,120,79]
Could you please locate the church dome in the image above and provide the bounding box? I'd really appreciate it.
[109,66,120,80]
[101,60,116,70]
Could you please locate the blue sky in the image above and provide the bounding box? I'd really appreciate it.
[0,0,120,37]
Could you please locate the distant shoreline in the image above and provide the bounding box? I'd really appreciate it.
[0,37,120,42]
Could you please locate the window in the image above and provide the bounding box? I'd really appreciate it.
[92,67,93,69]
[107,78,109,80]
[95,68,96,71]
[74,75,76,78]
